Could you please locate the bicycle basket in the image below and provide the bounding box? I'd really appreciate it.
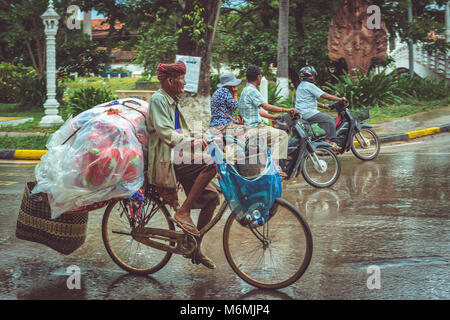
[209,142,281,228]
[353,109,370,122]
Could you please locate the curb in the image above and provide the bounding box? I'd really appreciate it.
[378,124,449,143]
[0,123,449,160]
[0,149,47,160]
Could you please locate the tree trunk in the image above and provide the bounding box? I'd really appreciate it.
[277,0,290,100]
[177,0,222,129]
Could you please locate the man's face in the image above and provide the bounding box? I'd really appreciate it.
[168,74,186,95]
[256,74,262,86]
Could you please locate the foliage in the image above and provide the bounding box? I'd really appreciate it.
[397,76,450,101]
[215,0,344,87]
[0,62,30,103]
[0,62,65,110]
[324,69,407,109]
[57,33,110,77]
[377,0,450,56]
[0,0,109,80]
[268,82,284,106]
[179,0,211,46]
[133,4,181,78]
[65,86,117,117]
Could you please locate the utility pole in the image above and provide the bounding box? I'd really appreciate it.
[408,0,414,77]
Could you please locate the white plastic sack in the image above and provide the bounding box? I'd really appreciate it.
[33,98,149,219]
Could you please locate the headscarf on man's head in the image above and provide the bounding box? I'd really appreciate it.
[157,61,187,82]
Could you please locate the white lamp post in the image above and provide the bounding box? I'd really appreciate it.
[39,0,64,127]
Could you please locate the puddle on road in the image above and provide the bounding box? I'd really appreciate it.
[349,256,449,270]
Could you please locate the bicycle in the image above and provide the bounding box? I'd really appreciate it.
[101,139,313,290]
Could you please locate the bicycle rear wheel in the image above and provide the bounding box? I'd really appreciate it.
[102,196,175,275]
[223,198,313,289]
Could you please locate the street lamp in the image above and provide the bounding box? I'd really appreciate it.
[39,0,64,127]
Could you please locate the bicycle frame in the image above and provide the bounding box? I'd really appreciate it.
[127,193,229,256]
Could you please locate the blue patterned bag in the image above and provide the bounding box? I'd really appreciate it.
[209,141,282,227]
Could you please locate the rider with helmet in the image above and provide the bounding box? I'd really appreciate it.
[294,66,346,150]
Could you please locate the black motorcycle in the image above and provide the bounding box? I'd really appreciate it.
[272,113,341,188]
[310,100,380,161]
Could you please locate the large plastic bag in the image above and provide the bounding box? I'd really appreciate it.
[209,138,281,228]
[33,98,148,219]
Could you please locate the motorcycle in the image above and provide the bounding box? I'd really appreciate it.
[272,113,341,188]
[310,100,380,161]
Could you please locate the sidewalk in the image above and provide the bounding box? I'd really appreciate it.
[1,106,449,160]
[370,105,450,143]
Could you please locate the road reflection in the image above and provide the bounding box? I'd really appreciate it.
[238,288,293,300]
[104,273,169,300]
[283,161,382,222]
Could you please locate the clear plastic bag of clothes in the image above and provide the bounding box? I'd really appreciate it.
[33,98,148,219]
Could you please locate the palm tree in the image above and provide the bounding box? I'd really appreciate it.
[277,0,290,100]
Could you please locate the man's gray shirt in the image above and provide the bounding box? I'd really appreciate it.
[295,81,325,120]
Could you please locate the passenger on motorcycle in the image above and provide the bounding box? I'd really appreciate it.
[294,66,346,150]
[238,65,298,177]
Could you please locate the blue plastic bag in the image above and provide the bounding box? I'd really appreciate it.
[209,141,282,228]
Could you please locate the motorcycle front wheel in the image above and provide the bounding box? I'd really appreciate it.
[302,146,341,188]
[351,128,380,161]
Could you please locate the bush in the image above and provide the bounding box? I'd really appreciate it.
[0,62,38,104]
[268,82,284,106]
[324,69,406,109]
[65,86,117,117]
[0,62,65,110]
[397,76,450,101]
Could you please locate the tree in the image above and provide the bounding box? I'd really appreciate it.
[133,5,182,78]
[375,0,450,55]
[277,0,290,99]
[0,0,109,79]
[216,0,343,87]
[177,0,222,97]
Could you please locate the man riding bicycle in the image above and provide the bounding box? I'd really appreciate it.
[146,61,219,269]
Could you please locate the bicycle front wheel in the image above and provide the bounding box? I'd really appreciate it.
[102,196,175,275]
[223,198,313,289]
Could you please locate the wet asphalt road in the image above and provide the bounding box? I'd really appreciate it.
[0,133,449,300]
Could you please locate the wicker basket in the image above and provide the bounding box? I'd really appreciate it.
[15,181,89,255]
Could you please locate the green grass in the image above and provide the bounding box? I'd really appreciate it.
[0,135,49,149]
[63,77,160,92]
[0,103,62,134]
[368,97,450,123]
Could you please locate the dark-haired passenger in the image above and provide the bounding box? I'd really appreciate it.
[238,65,298,177]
